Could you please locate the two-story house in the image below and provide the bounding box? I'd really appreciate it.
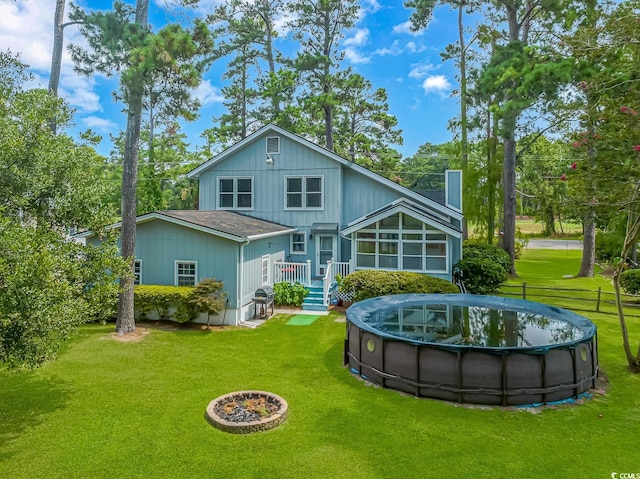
[84,124,462,325]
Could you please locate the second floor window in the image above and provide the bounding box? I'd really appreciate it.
[219,177,253,209]
[285,176,323,209]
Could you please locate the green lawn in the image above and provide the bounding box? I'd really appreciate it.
[2,252,640,478]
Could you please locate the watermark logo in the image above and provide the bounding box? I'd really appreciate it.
[611,473,640,479]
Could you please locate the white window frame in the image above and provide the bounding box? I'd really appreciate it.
[175,261,198,286]
[353,213,449,274]
[290,232,307,255]
[261,255,270,285]
[284,175,324,210]
[218,176,254,210]
[133,259,142,285]
[266,136,280,154]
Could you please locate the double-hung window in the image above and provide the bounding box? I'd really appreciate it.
[219,177,253,209]
[291,232,306,254]
[175,261,197,286]
[285,176,323,209]
[133,259,142,285]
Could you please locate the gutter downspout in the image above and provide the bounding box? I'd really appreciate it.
[237,239,250,325]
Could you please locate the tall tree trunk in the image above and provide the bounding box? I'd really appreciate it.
[458,1,468,240]
[48,0,66,133]
[502,113,517,274]
[116,0,149,335]
[613,183,640,372]
[500,4,522,275]
[578,211,595,277]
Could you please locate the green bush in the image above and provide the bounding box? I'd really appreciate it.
[134,285,195,322]
[454,242,511,294]
[189,278,226,326]
[595,231,625,263]
[620,269,640,295]
[339,270,459,302]
[273,282,308,306]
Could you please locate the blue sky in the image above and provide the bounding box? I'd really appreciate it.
[0,0,463,159]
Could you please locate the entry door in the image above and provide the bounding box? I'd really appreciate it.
[316,235,336,276]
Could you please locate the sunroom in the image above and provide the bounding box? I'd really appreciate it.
[341,199,462,281]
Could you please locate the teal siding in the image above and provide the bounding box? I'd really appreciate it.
[240,236,288,306]
[446,170,462,211]
[341,168,402,224]
[134,220,240,307]
[199,132,342,228]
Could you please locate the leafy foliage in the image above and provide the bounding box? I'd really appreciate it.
[273,282,308,307]
[595,231,625,264]
[0,52,127,369]
[189,278,226,325]
[620,269,640,296]
[454,242,511,294]
[340,270,459,302]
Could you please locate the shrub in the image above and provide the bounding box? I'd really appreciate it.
[134,285,195,322]
[273,282,308,306]
[620,269,640,295]
[454,242,511,294]
[189,278,226,326]
[339,270,459,302]
[595,231,625,263]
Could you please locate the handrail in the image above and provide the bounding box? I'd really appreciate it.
[322,260,351,306]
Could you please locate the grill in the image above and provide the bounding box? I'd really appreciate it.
[252,285,274,319]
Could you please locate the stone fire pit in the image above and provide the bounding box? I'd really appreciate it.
[205,390,288,434]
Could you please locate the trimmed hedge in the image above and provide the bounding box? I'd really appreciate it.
[339,270,459,302]
[134,285,198,323]
[454,242,511,294]
[620,269,640,295]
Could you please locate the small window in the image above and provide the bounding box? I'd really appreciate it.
[175,261,197,286]
[134,259,142,285]
[261,255,270,285]
[291,232,306,254]
[266,136,280,154]
[218,177,253,210]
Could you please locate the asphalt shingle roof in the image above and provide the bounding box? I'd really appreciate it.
[156,210,294,240]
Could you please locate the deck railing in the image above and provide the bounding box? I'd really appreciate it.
[323,259,352,306]
[273,260,312,286]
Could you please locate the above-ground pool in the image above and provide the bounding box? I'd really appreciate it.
[345,294,598,406]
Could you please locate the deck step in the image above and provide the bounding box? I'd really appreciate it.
[302,286,327,312]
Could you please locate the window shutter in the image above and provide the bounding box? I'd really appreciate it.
[266,136,280,154]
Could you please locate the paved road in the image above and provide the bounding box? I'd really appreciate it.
[527,239,582,250]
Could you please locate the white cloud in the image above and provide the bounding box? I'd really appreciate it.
[374,40,402,57]
[406,41,426,53]
[0,1,106,114]
[344,28,369,47]
[82,116,118,132]
[193,80,225,106]
[422,75,451,95]
[392,20,425,37]
[409,63,437,79]
[344,47,370,65]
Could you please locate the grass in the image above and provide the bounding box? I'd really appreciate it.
[469,218,583,238]
[1,250,640,478]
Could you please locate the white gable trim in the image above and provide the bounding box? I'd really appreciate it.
[341,202,462,239]
[187,124,462,221]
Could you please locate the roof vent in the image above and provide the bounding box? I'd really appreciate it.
[266,136,280,154]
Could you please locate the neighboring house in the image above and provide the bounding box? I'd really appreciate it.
[82,124,462,325]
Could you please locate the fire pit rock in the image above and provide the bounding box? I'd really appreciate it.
[205,390,288,434]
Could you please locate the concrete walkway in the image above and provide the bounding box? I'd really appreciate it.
[527,239,582,250]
